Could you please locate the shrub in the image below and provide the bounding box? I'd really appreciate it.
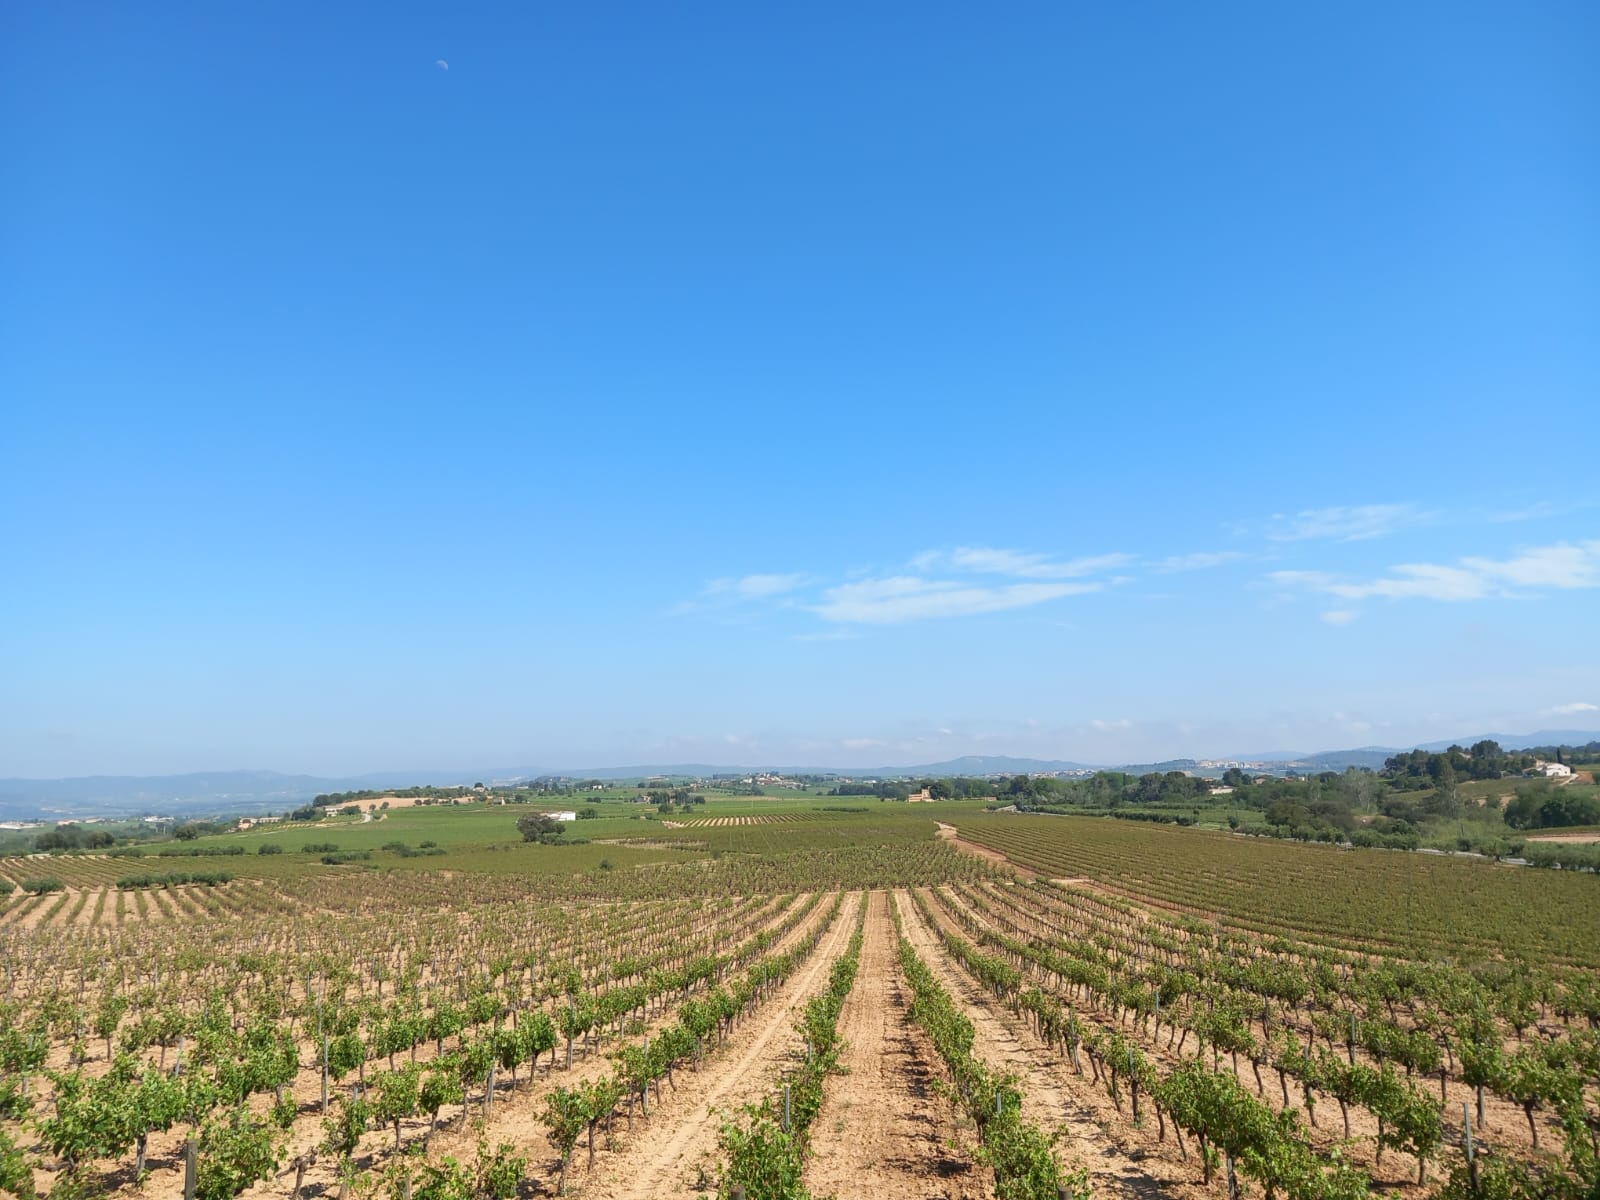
[117,871,234,889]
[302,842,339,854]
[258,843,282,855]
[158,845,245,857]
[20,878,64,895]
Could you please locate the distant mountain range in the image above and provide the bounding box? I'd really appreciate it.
[1,729,1594,822]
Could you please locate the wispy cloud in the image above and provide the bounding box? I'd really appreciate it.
[1266,504,1429,543]
[1545,701,1599,716]
[1154,550,1249,573]
[813,576,1100,624]
[1271,540,1600,604]
[1465,542,1600,589]
[689,543,1128,627]
[912,546,1132,579]
[1089,718,1132,731]
[1320,609,1359,626]
[704,573,808,599]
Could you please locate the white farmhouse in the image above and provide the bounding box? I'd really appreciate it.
[1535,761,1575,778]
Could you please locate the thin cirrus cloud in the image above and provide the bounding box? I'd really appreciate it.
[703,573,808,599]
[1265,503,1430,543]
[911,546,1133,578]
[1153,550,1250,573]
[1545,701,1598,716]
[812,576,1101,624]
[1271,539,1600,604]
[688,544,1127,626]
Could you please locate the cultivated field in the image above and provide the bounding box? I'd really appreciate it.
[0,799,1595,1200]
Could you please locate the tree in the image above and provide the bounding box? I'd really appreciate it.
[1505,783,1551,831]
[1539,789,1600,829]
[517,814,566,844]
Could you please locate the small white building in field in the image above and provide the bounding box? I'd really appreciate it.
[1535,761,1575,778]
[548,811,578,822]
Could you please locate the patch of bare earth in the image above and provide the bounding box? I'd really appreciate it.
[804,890,991,1200]
[935,822,1039,879]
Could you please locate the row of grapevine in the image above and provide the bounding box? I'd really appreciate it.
[916,877,1600,1199]
[716,893,869,1200]
[889,896,1082,1200]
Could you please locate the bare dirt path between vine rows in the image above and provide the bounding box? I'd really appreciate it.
[576,891,858,1200]
[894,889,1202,1200]
[936,821,1039,879]
[803,890,991,1200]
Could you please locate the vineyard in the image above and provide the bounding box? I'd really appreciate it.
[0,801,1595,1200]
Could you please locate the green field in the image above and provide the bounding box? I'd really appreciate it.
[0,794,995,892]
[949,809,1600,968]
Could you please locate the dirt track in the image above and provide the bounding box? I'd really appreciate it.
[804,890,991,1200]
[578,892,858,1200]
[936,822,1039,878]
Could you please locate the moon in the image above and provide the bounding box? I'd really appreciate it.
[436,59,449,71]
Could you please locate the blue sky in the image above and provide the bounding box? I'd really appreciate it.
[3,2,1597,776]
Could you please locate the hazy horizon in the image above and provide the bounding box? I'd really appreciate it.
[6,720,1600,785]
[4,4,1596,779]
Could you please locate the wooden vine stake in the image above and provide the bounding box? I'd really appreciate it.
[1128,1047,1140,1124]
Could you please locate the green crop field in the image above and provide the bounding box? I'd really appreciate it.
[948,810,1600,968]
